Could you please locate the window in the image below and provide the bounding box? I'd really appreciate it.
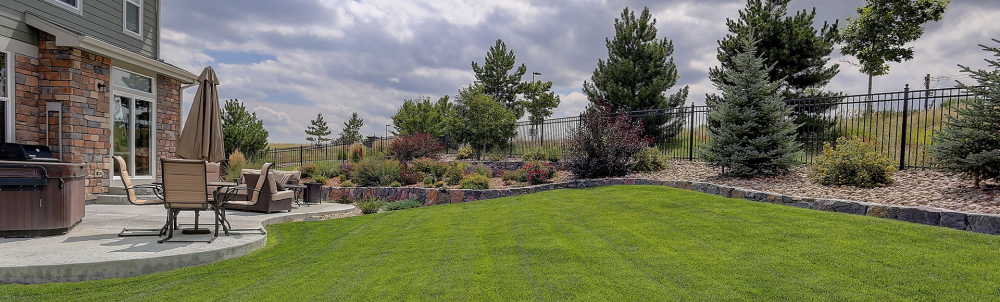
[43,0,82,14]
[111,68,156,177]
[0,51,11,143]
[123,0,142,37]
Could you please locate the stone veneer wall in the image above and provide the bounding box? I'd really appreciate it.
[10,31,184,200]
[322,178,1000,235]
[155,75,182,161]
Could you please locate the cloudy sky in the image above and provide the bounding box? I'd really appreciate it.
[161,0,1000,143]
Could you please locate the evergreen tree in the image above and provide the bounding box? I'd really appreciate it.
[714,0,842,153]
[701,37,802,177]
[840,0,949,96]
[472,39,528,119]
[582,7,689,142]
[522,80,561,125]
[221,99,269,158]
[926,40,1000,187]
[446,85,517,160]
[391,95,451,138]
[340,112,364,145]
[305,113,332,145]
[714,0,840,99]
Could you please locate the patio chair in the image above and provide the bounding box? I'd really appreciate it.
[226,163,294,214]
[114,155,168,237]
[158,158,218,244]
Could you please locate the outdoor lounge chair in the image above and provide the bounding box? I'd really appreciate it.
[158,158,218,243]
[226,163,294,214]
[114,155,168,237]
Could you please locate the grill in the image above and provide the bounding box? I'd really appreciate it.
[0,143,59,162]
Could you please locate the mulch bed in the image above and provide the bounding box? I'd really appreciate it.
[630,160,1000,215]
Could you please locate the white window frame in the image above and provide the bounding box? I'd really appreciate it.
[110,67,157,178]
[1,51,12,143]
[122,0,143,39]
[43,0,83,15]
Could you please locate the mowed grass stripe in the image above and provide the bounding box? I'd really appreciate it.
[3,185,1000,301]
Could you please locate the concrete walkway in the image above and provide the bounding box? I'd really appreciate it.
[0,203,355,284]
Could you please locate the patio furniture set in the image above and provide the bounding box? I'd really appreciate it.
[113,156,316,243]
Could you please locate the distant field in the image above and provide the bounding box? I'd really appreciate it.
[269,143,308,149]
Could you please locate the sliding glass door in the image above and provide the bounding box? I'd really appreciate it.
[112,95,154,177]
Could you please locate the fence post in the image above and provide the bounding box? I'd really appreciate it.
[299,145,303,168]
[899,84,910,170]
[688,103,695,160]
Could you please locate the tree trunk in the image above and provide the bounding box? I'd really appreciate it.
[866,74,874,114]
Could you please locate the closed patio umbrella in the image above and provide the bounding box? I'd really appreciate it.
[176,66,225,162]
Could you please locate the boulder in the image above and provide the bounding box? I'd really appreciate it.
[831,201,868,216]
[968,214,1000,235]
[939,212,967,230]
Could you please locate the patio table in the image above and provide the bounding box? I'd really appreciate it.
[208,182,248,235]
[284,184,307,206]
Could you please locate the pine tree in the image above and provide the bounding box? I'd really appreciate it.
[926,40,1000,187]
[714,0,842,153]
[221,99,269,158]
[700,37,802,177]
[582,6,689,142]
[305,113,332,145]
[472,39,528,119]
[340,112,364,145]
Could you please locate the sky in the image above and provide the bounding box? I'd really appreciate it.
[160,0,1000,144]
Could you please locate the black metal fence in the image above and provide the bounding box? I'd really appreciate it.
[503,86,972,169]
[267,136,392,168]
[267,86,973,169]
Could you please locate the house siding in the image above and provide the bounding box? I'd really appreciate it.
[0,0,158,60]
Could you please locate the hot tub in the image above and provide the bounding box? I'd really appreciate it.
[0,161,86,237]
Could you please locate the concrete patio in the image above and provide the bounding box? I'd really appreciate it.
[0,203,355,284]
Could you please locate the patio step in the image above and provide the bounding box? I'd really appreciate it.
[93,194,160,205]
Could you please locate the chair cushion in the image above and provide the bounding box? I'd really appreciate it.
[133,199,163,205]
[271,190,294,201]
[226,200,254,206]
[240,169,261,184]
[206,162,222,182]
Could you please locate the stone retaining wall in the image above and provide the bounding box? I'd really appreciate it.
[322,178,1000,235]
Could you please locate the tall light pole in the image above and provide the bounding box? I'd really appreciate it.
[385,125,390,139]
[532,72,541,82]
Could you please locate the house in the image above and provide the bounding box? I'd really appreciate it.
[1,0,197,200]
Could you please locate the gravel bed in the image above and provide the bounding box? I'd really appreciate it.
[629,160,1000,215]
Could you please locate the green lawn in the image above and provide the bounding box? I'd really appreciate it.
[3,186,1000,301]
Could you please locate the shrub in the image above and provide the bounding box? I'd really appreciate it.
[389,133,444,161]
[339,162,354,180]
[502,169,526,182]
[224,150,270,182]
[384,199,423,211]
[336,147,349,161]
[445,164,465,185]
[340,180,354,187]
[423,176,434,186]
[314,161,341,178]
[522,161,555,184]
[434,181,445,188]
[565,105,650,178]
[399,163,423,186]
[229,149,247,167]
[460,174,491,189]
[456,146,475,160]
[299,163,319,178]
[464,163,493,178]
[810,137,896,188]
[631,147,668,173]
[349,142,365,163]
[521,148,560,162]
[351,159,402,187]
[389,181,401,187]
[412,157,449,180]
[358,198,386,214]
[311,176,329,185]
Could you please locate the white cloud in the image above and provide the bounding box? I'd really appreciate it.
[160,0,1000,143]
